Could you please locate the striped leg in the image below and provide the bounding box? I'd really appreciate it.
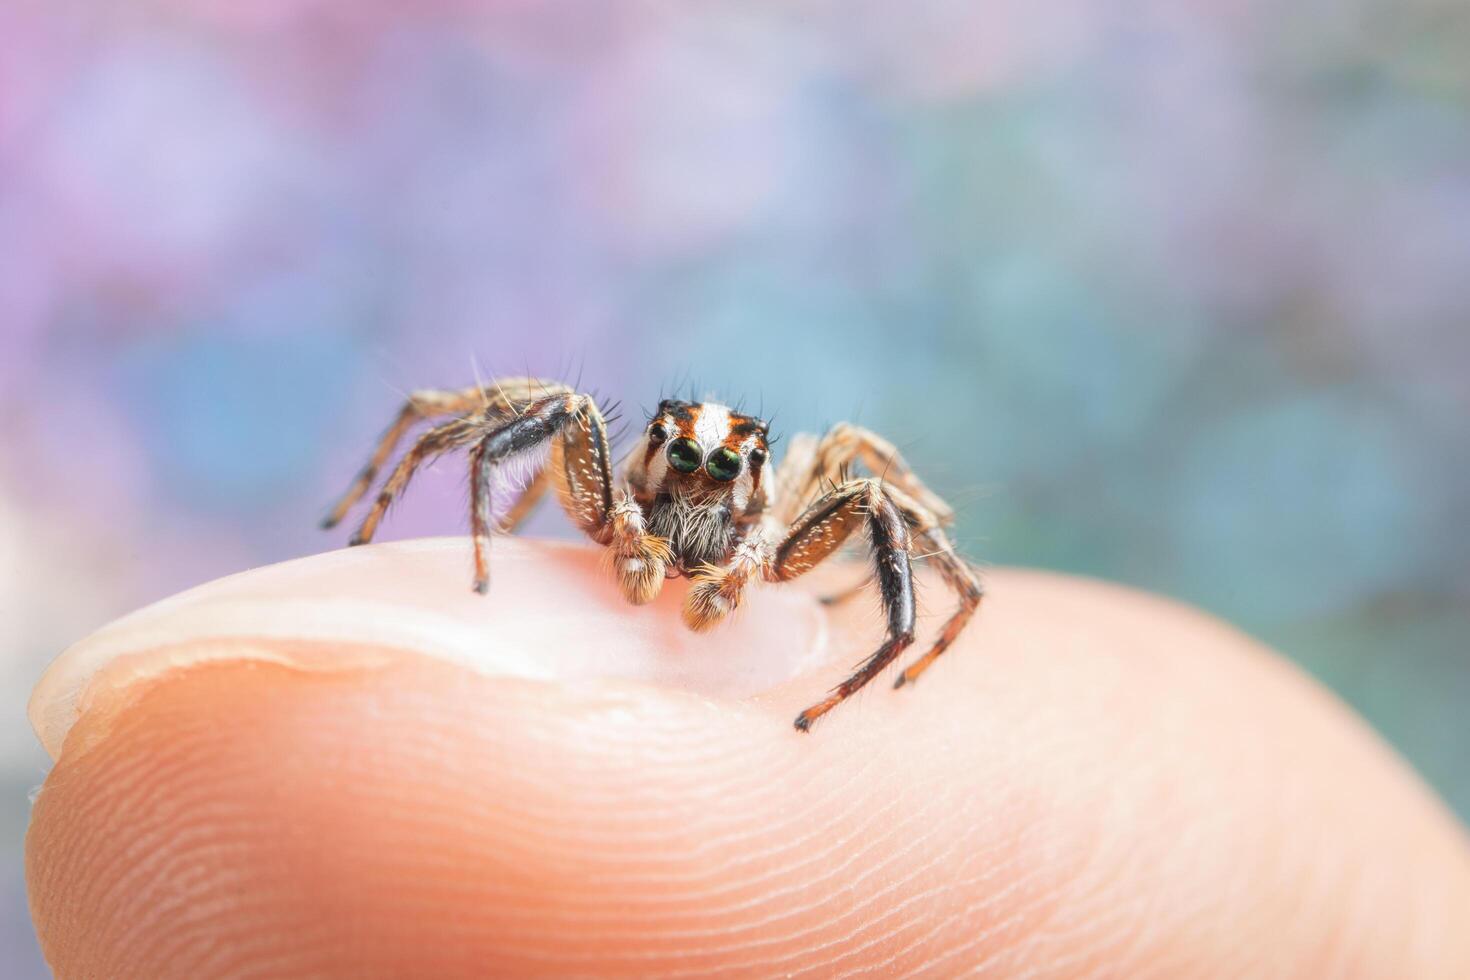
[321,388,485,529]
[464,389,670,601]
[466,394,581,593]
[894,525,983,688]
[763,479,917,732]
[881,485,984,688]
[349,418,480,545]
[323,378,574,530]
[773,422,954,527]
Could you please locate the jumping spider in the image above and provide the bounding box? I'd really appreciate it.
[322,378,983,730]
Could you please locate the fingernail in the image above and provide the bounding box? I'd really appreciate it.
[29,538,829,760]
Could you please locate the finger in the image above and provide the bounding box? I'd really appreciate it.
[27,537,829,762]
[27,539,1470,978]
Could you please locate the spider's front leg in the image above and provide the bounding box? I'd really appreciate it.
[469,390,671,601]
[461,392,590,593]
[787,481,916,730]
[687,417,966,630]
[323,378,576,533]
[772,479,918,731]
[885,495,984,689]
[327,380,671,599]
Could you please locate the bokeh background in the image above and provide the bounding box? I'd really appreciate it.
[3,1,1468,971]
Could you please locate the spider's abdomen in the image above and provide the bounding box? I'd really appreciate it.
[647,494,735,572]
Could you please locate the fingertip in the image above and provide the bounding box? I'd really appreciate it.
[28,538,827,762]
[25,655,880,976]
[24,545,1470,978]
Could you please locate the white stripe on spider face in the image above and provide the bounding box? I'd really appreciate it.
[693,402,731,451]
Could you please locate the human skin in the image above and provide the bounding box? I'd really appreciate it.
[24,538,1470,978]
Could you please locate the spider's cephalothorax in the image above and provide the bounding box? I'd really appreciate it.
[626,399,770,573]
[322,378,983,731]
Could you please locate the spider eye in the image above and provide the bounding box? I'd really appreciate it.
[705,446,743,482]
[667,438,702,473]
[647,423,668,446]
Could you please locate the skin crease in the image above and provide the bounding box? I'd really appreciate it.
[24,540,1470,978]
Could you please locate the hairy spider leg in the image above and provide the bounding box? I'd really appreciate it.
[329,379,672,599]
[764,479,917,731]
[546,394,615,543]
[468,394,583,593]
[766,422,956,604]
[349,417,482,545]
[345,387,575,551]
[775,422,955,527]
[893,525,983,687]
[478,390,590,537]
[321,388,484,529]
[681,431,951,627]
[322,379,574,529]
[467,390,671,601]
[541,392,671,604]
[882,486,985,688]
[466,390,670,600]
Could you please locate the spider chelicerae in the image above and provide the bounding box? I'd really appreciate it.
[321,377,983,731]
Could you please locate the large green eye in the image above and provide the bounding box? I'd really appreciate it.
[667,438,702,474]
[705,446,743,482]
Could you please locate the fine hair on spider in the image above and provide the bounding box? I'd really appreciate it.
[322,377,984,731]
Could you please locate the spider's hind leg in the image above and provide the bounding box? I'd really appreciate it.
[775,422,955,527]
[893,519,983,689]
[322,387,486,529]
[348,416,480,545]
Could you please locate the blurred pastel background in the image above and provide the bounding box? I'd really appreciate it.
[3,1,1468,972]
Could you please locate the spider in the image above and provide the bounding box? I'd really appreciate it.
[321,378,983,731]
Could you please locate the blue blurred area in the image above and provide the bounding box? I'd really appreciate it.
[2,1,1467,972]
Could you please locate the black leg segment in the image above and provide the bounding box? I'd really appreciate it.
[771,480,918,731]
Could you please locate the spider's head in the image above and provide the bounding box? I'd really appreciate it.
[631,399,770,505]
